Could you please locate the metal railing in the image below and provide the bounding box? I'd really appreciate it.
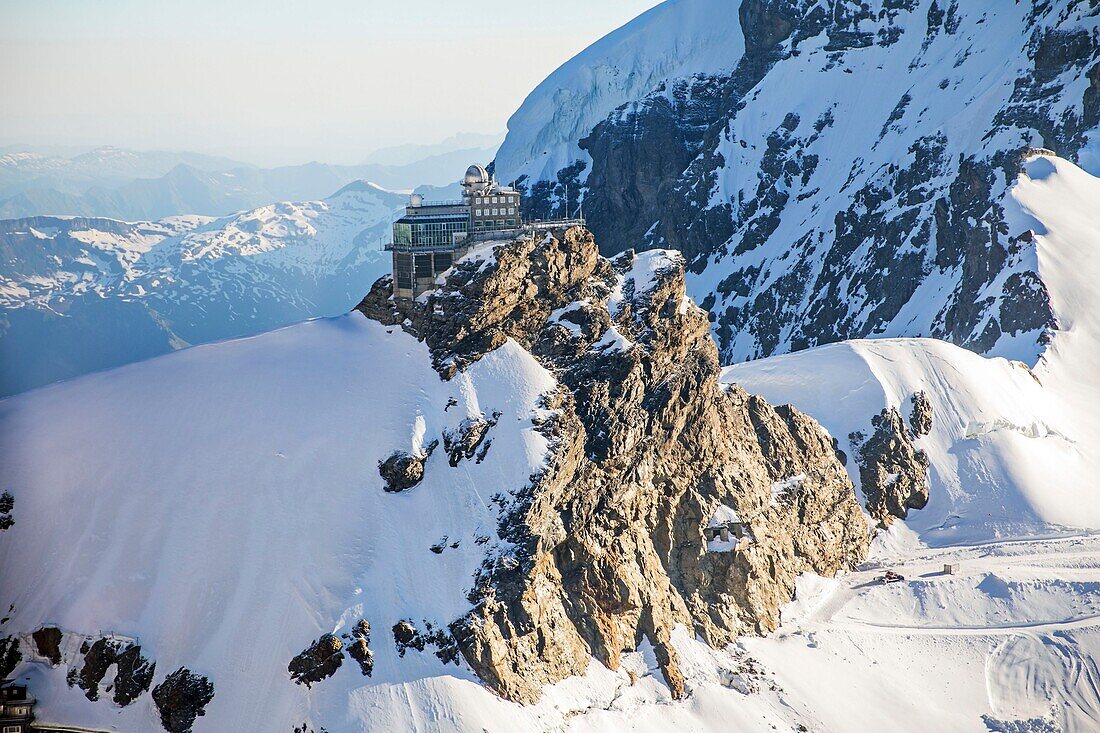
[385,219,587,252]
[409,199,465,208]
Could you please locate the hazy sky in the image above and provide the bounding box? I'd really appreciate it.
[0,0,663,166]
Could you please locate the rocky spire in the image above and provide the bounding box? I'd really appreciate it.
[357,226,870,702]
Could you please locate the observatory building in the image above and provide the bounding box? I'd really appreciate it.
[388,165,522,299]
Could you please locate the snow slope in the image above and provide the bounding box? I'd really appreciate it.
[722,154,1100,544]
[3,317,1098,732]
[0,315,558,731]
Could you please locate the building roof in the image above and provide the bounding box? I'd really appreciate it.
[464,164,489,186]
[707,504,742,527]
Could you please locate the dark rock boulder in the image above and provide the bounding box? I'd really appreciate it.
[32,626,63,665]
[392,620,425,657]
[0,636,19,678]
[443,415,497,466]
[0,491,13,531]
[288,634,344,687]
[346,620,373,677]
[378,442,436,493]
[850,407,931,525]
[66,637,155,706]
[113,643,157,706]
[152,667,215,733]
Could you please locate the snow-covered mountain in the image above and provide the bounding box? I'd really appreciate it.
[728,153,1100,540]
[1,170,1098,728]
[0,146,246,193]
[719,151,1100,733]
[494,0,1100,365]
[2,0,1099,729]
[0,181,403,394]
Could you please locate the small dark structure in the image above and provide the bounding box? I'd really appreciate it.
[0,679,34,732]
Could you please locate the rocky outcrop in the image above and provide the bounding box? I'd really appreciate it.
[345,620,373,677]
[152,667,215,733]
[357,226,869,703]
[0,635,18,678]
[378,443,436,493]
[66,637,155,706]
[909,391,933,437]
[32,626,63,665]
[0,491,13,531]
[392,620,425,658]
[443,415,497,466]
[288,634,344,687]
[850,407,931,525]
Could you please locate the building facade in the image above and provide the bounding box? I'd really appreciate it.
[388,164,523,299]
[0,681,34,732]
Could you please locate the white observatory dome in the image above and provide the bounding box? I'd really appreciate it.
[463,164,489,188]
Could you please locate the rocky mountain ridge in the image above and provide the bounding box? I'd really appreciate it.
[358,226,870,701]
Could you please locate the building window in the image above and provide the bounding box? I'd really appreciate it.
[5,725,22,732]
[414,255,433,278]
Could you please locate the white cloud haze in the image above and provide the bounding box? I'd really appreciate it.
[0,0,662,165]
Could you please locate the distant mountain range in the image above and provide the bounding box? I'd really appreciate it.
[0,142,497,221]
[0,180,405,394]
[362,132,505,167]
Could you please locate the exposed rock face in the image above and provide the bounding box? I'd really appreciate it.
[443,415,497,466]
[66,637,155,706]
[356,226,869,703]
[32,626,63,665]
[0,635,18,678]
[909,391,933,437]
[288,634,344,687]
[378,445,435,493]
[391,620,426,658]
[346,620,374,677]
[152,667,216,733]
[499,1,1098,364]
[0,491,13,531]
[850,407,931,525]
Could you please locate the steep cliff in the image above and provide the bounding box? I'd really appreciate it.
[495,0,1099,366]
[358,226,869,701]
